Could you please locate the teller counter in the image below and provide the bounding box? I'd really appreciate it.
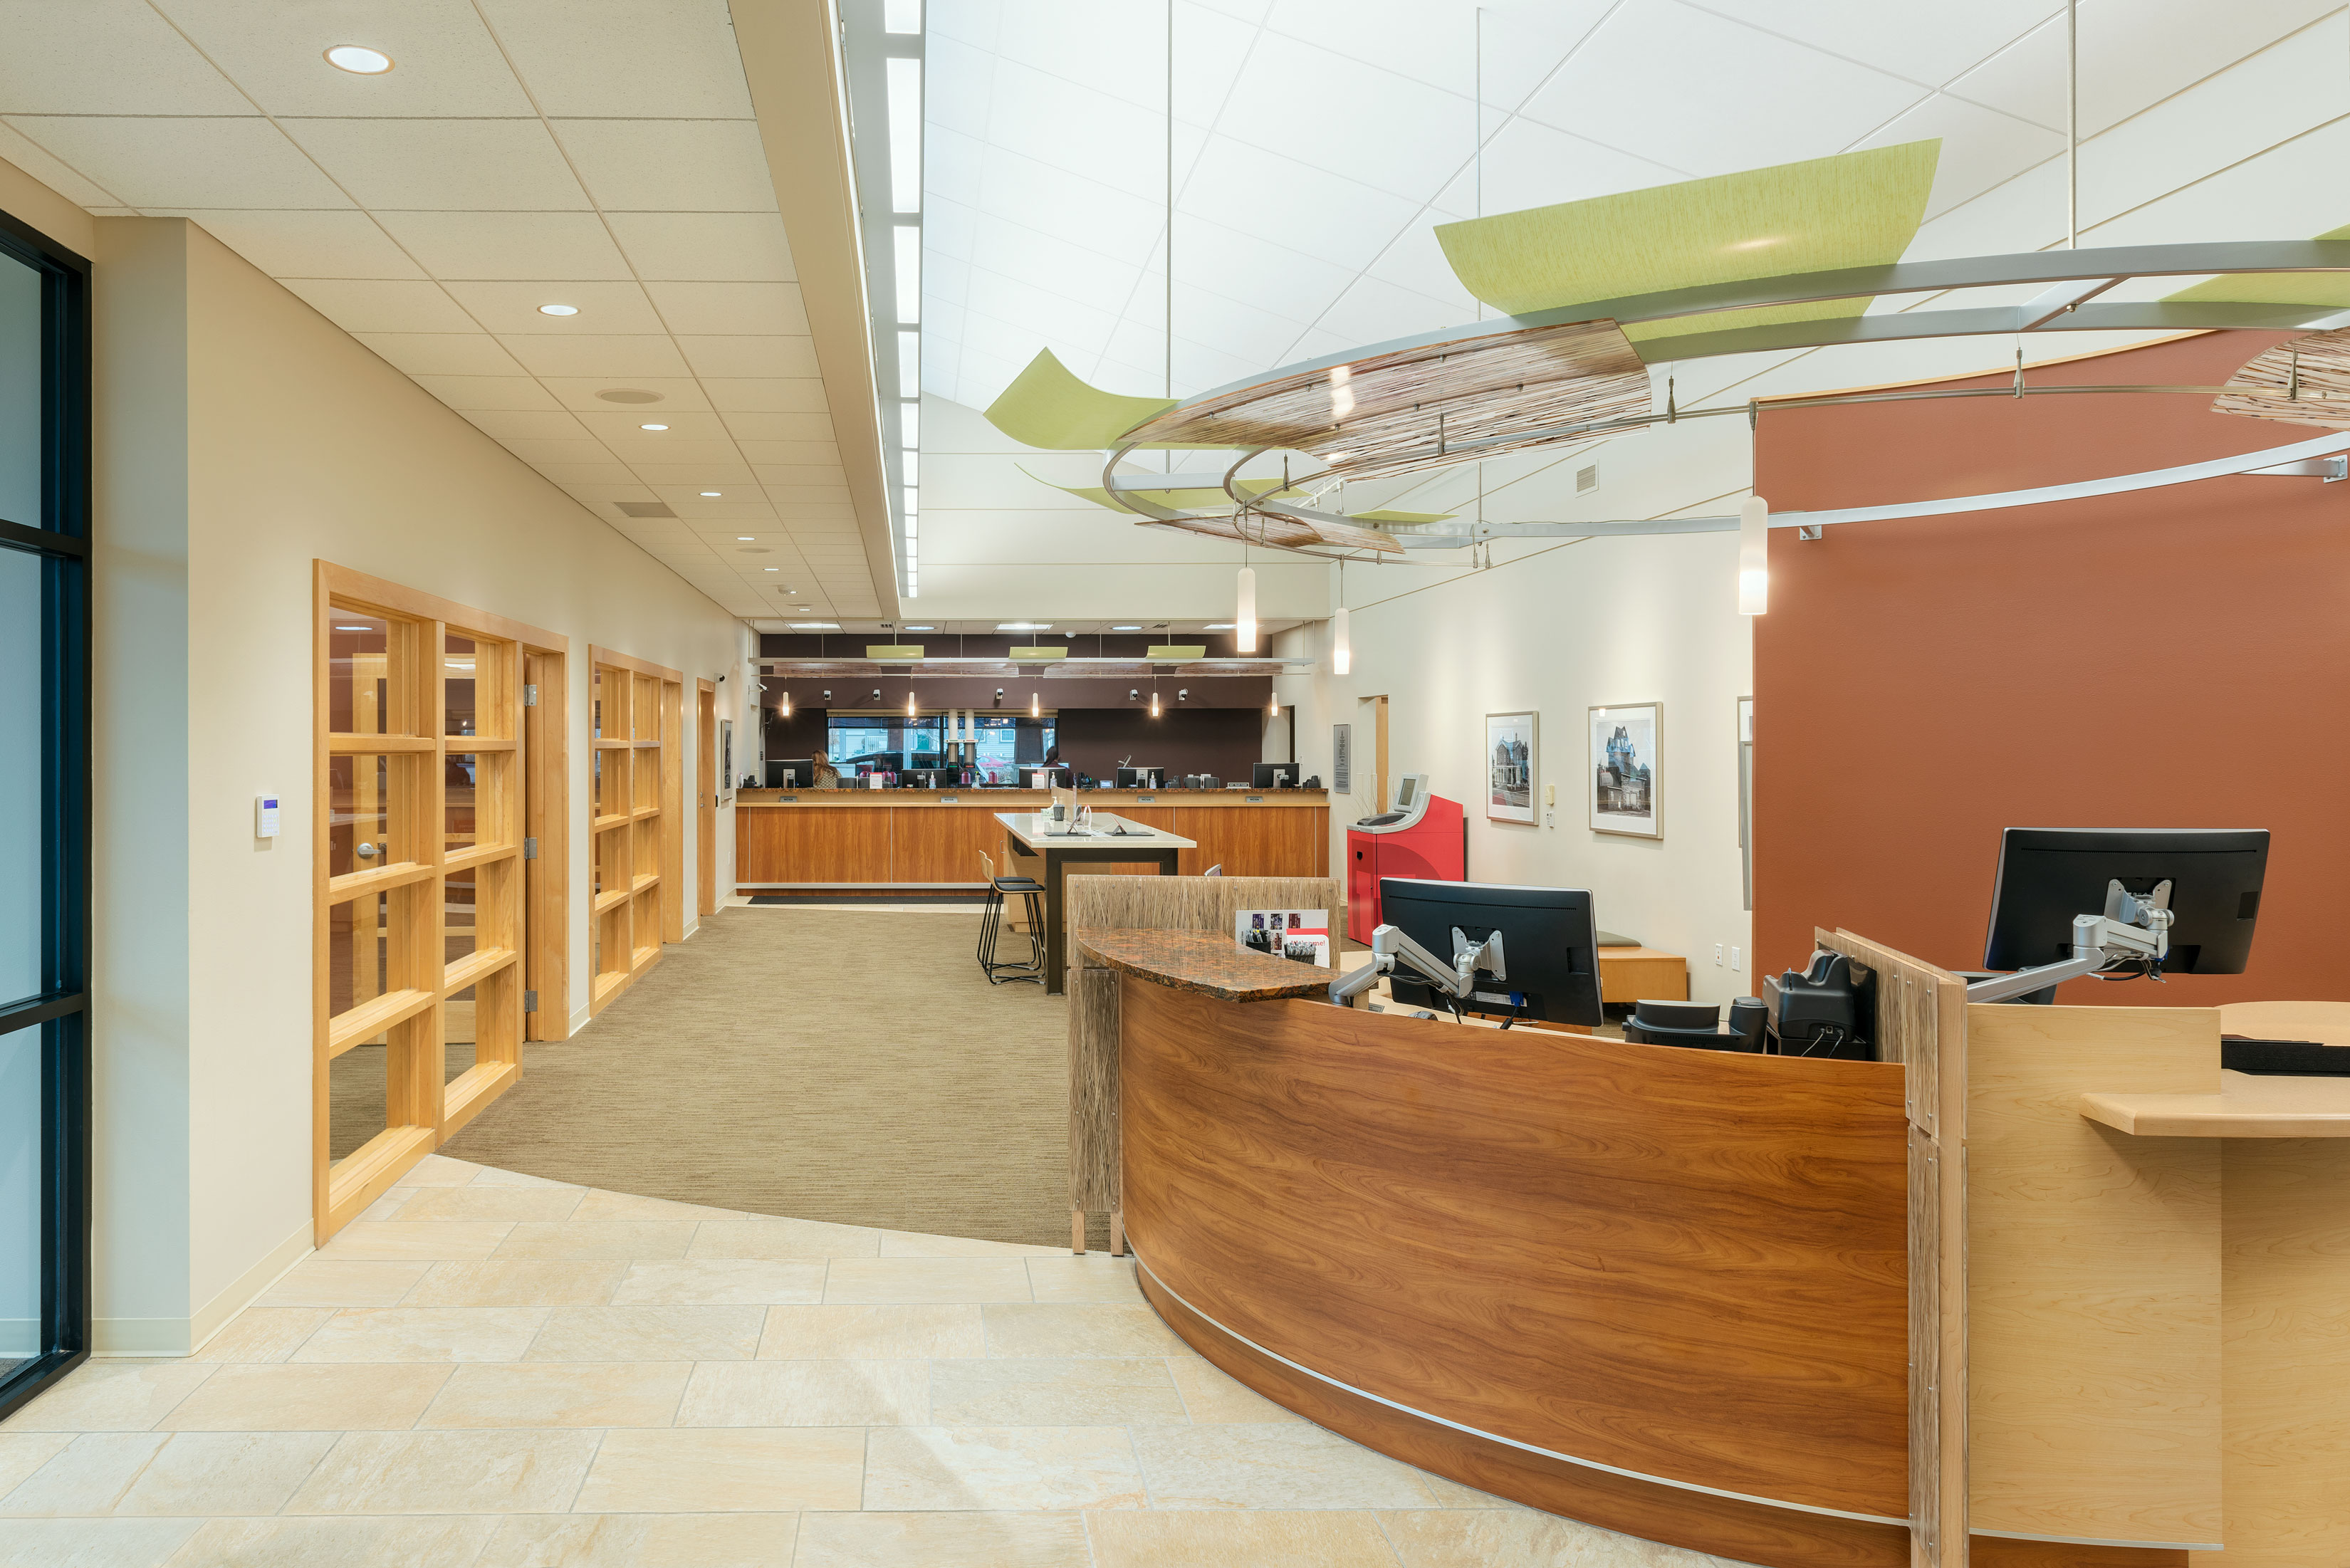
[733,788,1327,891]
[1090,922,2336,1568]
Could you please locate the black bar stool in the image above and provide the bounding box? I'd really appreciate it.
[977,862,1047,985]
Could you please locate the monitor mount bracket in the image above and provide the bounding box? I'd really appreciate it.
[1965,878,2174,1003]
[1328,925,1503,1009]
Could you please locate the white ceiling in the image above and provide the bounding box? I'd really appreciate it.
[0,0,878,622]
[920,0,2345,412]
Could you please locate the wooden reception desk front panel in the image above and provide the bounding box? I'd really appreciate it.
[1119,976,1916,1568]
[735,791,1328,889]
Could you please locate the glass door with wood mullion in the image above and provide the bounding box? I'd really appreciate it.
[318,605,527,1237]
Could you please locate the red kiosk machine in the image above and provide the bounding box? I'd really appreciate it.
[1344,773,1466,939]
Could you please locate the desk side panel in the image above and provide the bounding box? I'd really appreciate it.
[1965,1003,2221,1547]
[1121,979,1911,1521]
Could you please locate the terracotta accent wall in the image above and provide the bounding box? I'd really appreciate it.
[1753,330,2349,1003]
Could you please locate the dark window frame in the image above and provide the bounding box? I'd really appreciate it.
[0,200,93,1423]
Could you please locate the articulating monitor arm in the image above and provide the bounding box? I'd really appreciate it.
[1327,924,1500,1010]
[1965,879,2175,1004]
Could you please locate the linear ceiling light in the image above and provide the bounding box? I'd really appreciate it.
[886,58,922,214]
[996,622,1050,631]
[324,45,392,73]
[536,303,578,316]
[639,423,669,432]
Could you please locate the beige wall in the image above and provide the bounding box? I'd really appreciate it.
[5,150,756,1354]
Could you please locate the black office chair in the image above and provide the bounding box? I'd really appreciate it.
[976,852,1047,985]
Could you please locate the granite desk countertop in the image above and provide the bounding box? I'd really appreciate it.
[1075,928,1332,1003]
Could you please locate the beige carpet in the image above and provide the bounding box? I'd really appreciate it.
[437,907,1075,1247]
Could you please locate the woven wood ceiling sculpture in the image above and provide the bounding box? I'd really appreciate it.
[2211,328,2350,429]
[1114,317,1651,486]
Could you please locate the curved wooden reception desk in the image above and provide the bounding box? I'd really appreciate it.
[1112,958,1916,1568]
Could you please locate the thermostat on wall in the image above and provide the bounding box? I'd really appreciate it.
[255,795,281,839]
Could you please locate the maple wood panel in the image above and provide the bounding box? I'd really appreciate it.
[738,804,890,884]
[1171,804,1324,877]
[889,805,1011,884]
[1119,977,1911,1526]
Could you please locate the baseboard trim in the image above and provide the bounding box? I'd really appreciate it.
[187,1218,315,1354]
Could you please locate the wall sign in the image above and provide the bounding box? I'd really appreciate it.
[1332,723,1352,794]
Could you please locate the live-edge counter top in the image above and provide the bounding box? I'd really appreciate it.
[1076,927,1330,1002]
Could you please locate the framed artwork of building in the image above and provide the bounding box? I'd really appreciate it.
[1589,702,1661,838]
[1485,711,1537,824]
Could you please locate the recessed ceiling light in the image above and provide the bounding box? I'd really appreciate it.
[1204,622,1235,630]
[795,620,837,627]
[334,624,373,632]
[639,423,668,432]
[324,44,393,74]
[996,622,1051,631]
[701,491,723,497]
[736,535,756,540]
[1110,624,1142,631]
[536,303,579,317]
[764,567,780,572]
[904,624,934,630]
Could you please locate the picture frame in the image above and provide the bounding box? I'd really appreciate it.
[1589,702,1661,838]
[1485,711,1537,825]
[719,718,735,804]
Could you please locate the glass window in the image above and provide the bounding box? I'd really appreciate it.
[0,1023,39,1379]
[0,249,36,527]
[444,633,476,737]
[0,548,37,1004]
[327,615,389,734]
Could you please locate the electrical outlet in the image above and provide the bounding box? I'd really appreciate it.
[1543,810,1555,828]
[1713,943,1725,966]
[1731,946,1742,972]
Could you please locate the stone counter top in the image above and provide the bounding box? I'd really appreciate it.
[736,788,1327,807]
[1075,927,1332,1003]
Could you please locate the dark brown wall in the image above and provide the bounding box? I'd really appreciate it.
[1054,707,1269,783]
[1752,330,2348,1002]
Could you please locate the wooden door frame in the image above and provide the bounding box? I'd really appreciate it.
[523,647,570,1042]
[696,678,718,920]
[313,561,567,1242]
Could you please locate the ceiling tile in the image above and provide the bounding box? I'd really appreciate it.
[746,464,845,488]
[409,375,563,410]
[479,0,755,118]
[718,408,838,440]
[446,280,663,334]
[157,0,536,117]
[1519,1,1924,175]
[576,409,731,442]
[644,281,809,336]
[603,211,796,281]
[679,339,824,378]
[1178,135,1421,272]
[459,409,592,442]
[714,398,835,435]
[1429,114,1688,219]
[157,209,427,279]
[599,436,747,464]
[1686,0,2056,88]
[758,480,855,501]
[0,0,249,115]
[535,375,712,412]
[1857,92,2063,221]
[372,210,634,280]
[630,462,757,484]
[0,122,125,207]
[732,441,842,465]
[977,61,1169,205]
[281,278,476,333]
[280,118,586,209]
[1221,31,1473,202]
[352,330,526,375]
[533,463,642,486]
[501,437,625,466]
[494,333,691,377]
[4,115,352,208]
[553,119,776,211]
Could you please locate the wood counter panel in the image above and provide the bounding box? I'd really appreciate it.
[889,805,1008,884]
[738,804,889,883]
[1119,978,1912,1522]
[1172,805,1325,877]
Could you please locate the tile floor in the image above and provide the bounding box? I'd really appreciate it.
[0,1154,1746,1567]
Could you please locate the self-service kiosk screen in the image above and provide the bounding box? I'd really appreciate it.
[1396,777,1417,810]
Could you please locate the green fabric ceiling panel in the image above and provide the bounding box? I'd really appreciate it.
[2163,222,2350,308]
[983,348,1179,450]
[1434,141,1940,345]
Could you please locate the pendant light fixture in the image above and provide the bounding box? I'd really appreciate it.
[1737,496,1770,615]
[907,688,917,718]
[1236,558,1258,653]
[1332,559,1351,674]
[780,689,792,717]
[1149,686,1161,718]
[1268,689,1279,717]
[1030,691,1040,718]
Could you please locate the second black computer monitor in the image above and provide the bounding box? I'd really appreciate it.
[1378,877,1604,1029]
[1251,763,1297,788]
[1983,827,2268,976]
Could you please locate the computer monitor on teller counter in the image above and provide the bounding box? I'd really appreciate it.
[1116,766,1163,790]
[1378,878,1603,1029]
[1982,827,2268,998]
[1252,763,1297,789]
[766,759,813,788]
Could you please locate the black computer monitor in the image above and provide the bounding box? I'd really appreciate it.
[1983,827,2269,976]
[849,751,904,773]
[1378,878,1603,1029]
[766,758,814,788]
[1252,763,1297,788]
[1115,766,1161,789]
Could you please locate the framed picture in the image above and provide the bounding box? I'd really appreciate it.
[1589,702,1661,837]
[719,718,735,804]
[1485,711,1537,825]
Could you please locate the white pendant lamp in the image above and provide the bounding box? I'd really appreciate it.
[1236,565,1258,653]
[1030,691,1040,718]
[1737,495,1770,616]
[907,689,917,718]
[780,690,791,717]
[1332,606,1351,676]
[1149,689,1161,718]
[1268,690,1279,716]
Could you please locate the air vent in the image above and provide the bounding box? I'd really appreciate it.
[1576,464,1599,494]
[614,501,676,518]
[735,546,771,554]
[597,388,664,404]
